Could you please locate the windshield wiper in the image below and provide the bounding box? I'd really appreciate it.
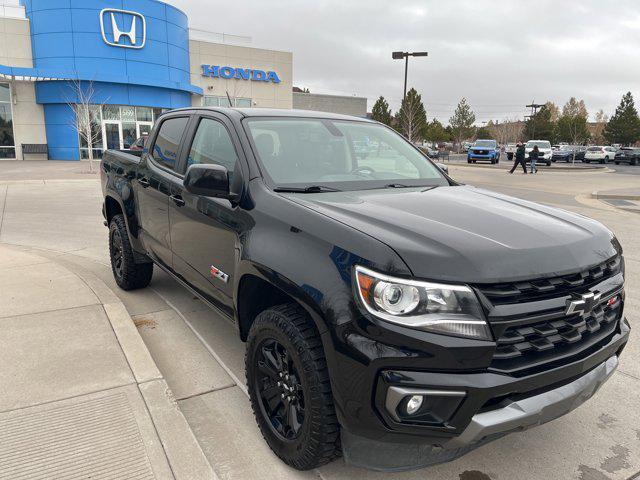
[273,185,342,193]
[383,184,440,191]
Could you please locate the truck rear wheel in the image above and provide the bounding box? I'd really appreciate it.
[109,214,153,290]
[245,303,340,470]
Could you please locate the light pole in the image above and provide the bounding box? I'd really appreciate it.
[392,51,428,101]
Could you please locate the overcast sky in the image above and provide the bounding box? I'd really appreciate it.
[170,0,639,124]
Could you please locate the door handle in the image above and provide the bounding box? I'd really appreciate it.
[138,177,150,188]
[170,194,185,207]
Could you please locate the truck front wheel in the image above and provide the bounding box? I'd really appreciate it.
[245,303,341,470]
[109,214,153,290]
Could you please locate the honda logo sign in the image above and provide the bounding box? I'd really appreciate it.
[100,9,146,49]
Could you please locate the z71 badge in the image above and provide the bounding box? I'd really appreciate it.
[210,265,229,283]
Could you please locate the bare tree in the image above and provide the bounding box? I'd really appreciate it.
[488,118,524,145]
[66,80,105,172]
[592,109,609,145]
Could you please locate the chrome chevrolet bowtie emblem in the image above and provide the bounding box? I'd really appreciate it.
[565,292,602,316]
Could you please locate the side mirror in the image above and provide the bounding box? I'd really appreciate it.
[184,163,231,198]
[436,162,449,174]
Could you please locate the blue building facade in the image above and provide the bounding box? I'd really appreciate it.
[2,0,201,159]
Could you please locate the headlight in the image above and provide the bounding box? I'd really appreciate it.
[354,266,492,341]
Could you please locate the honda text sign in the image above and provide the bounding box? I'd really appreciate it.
[100,9,146,49]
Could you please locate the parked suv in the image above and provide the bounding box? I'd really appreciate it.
[467,139,501,164]
[585,146,617,164]
[101,108,629,472]
[525,140,553,166]
[614,147,640,165]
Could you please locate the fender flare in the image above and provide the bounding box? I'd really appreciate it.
[233,260,330,338]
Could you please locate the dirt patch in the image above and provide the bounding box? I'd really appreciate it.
[577,465,611,480]
[133,316,157,329]
[600,445,631,474]
[597,413,617,430]
[459,471,492,480]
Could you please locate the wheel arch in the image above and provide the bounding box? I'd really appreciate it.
[235,264,329,342]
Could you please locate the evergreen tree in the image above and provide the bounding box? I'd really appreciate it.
[524,104,555,141]
[475,127,493,140]
[449,98,476,151]
[424,119,450,142]
[371,96,393,126]
[396,88,427,142]
[605,92,640,145]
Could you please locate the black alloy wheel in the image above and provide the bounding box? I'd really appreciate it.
[111,227,124,280]
[245,304,340,470]
[108,214,153,290]
[255,338,306,441]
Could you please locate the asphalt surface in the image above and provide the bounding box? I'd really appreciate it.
[1,160,639,480]
[442,153,640,175]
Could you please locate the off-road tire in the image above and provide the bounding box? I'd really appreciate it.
[109,214,153,290]
[245,303,341,470]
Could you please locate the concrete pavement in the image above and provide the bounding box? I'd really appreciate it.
[1,161,640,479]
[0,244,215,479]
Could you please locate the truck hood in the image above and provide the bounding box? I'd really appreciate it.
[286,185,618,284]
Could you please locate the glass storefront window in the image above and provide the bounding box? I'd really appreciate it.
[121,106,135,122]
[76,104,166,157]
[102,105,120,121]
[203,96,219,107]
[122,122,137,149]
[0,83,15,159]
[0,83,10,103]
[203,95,252,108]
[136,107,153,122]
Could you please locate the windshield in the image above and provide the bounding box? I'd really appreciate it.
[245,118,448,190]
[474,140,496,148]
[526,141,551,149]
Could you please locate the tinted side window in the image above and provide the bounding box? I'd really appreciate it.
[152,117,189,170]
[187,118,238,176]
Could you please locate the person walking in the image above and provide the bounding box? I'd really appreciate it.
[509,142,527,174]
[530,145,540,174]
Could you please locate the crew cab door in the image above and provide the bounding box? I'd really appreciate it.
[135,115,190,268]
[168,113,247,315]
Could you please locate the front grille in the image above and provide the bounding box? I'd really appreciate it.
[490,296,621,374]
[477,256,622,305]
[474,150,488,155]
[477,255,624,376]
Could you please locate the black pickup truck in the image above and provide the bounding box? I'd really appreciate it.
[101,107,629,472]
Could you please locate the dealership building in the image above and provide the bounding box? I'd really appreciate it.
[0,0,293,160]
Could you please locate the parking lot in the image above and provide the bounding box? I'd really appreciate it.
[1,161,639,480]
[442,153,640,175]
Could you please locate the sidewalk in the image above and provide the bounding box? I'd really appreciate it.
[0,244,215,479]
[592,187,640,212]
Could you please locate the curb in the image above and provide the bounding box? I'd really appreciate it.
[11,246,217,480]
[591,191,640,201]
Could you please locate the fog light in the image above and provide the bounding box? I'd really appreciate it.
[406,395,423,415]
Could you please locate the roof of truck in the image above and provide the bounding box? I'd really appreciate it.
[170,106,373,122]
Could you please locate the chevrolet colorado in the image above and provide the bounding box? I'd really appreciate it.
[101,107,629,472]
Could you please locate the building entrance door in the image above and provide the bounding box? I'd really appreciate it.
[137,122,153,138]
[103,121,122,150]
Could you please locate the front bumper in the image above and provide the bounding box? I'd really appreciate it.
[338,316,629,471]
[468,152,497,160]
